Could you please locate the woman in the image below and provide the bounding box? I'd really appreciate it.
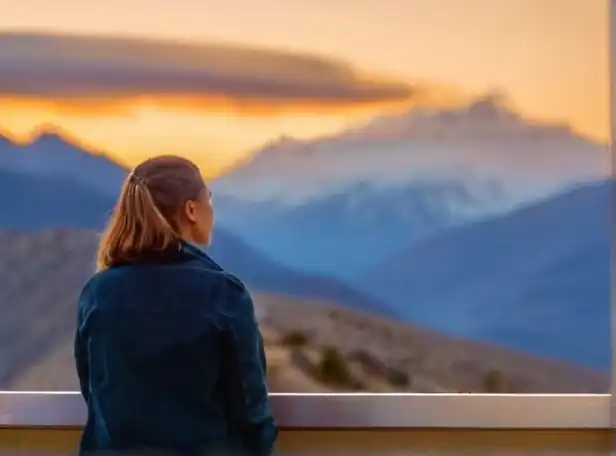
[74,155,278,455]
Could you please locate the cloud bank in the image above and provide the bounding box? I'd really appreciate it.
[0,32,414,113]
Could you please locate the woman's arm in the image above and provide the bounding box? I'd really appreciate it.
[74,286,91,403]
[220,276,278,456]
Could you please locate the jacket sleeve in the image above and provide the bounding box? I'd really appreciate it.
[74,285,91,403]
[219,275,278,456]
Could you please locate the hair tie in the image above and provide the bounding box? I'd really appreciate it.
[129,171,146,186]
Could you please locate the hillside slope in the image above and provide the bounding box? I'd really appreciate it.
[0,161,389,316]
[0,229,607,393]
[356,181,611,368]
[0,169,115,229]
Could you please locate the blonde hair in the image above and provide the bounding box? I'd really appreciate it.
[96,155,206,271]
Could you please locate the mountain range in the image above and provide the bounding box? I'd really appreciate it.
[0,95,610,369]
[2,230,607,393]
[212,95,608,277]
[213,94,608,204]
[0,134,389,316]
[214,181,470,276]
[355,180,611,368]
[0,130,125,195]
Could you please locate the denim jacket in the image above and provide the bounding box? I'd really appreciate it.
[74,241,278,455]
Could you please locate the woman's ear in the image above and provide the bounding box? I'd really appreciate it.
[184,200,198,224]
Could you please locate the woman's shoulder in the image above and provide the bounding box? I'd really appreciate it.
[181,266,254,316]
[80,264,129,293]
[80,261,250,309]
[77,266,127,310]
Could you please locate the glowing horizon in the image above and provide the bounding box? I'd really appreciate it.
[0,0,608,177]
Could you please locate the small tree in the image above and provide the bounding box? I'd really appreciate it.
[483,368,504,393]
[280,330,309,347]
[318,346,352,385]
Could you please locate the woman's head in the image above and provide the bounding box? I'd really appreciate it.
[96,155,214,271]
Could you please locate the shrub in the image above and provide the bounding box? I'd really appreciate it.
[317,346,352,385]
[267,363,282,378]
[280,330,309,347]
[387,368,411,387]
[483,368,504,393]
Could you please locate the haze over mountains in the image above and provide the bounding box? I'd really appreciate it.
[212,95,608,277]
[0,149,387,315]
[0,130,126,195]
[0,94,610,370]
[213,95,608,204]
[356,181,611,368]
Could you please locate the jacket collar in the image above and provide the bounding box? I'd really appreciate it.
[179,240,224,272]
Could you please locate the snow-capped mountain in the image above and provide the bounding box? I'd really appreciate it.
[214,178,510,278]
[213,94,608,209]
[211,95,608,278]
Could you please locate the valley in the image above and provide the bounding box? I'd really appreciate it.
[0,96,611,388]
[0,230,607,394]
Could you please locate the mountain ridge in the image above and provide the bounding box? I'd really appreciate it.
[0,117,609,370]
[0,128,127,196]
[208,96,608,280]
[1,228,607,393]
[0,159,391,316]
[354,179,611,369]
[213,94,608,204]
[2,91,605,192]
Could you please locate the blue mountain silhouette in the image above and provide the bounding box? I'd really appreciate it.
[0,145,389,315]
[214,180,479,279]
[0,168,115,229]
[356,180,611,369]
[2,132,609,368]
[0,131,126,196]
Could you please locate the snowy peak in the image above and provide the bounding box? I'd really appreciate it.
[463,93,517,121]
[262,134,302,150]
[213,92,607,204]
[342,93,575,142]
[231,94,532,168]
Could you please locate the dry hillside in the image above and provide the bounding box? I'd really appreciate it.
[0,229,608,393]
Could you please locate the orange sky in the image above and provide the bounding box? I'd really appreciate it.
[0,0,609,177]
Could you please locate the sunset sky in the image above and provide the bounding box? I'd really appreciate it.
[0,0,608,177]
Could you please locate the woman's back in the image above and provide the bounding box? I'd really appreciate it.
[76,244,277,455]
[75,156,277,455]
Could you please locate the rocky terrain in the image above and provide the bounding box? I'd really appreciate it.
[0,229,608,393]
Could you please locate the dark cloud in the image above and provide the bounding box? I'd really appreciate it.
[0,32,413,104]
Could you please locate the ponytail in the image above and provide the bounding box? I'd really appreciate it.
[96,175,180,271]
